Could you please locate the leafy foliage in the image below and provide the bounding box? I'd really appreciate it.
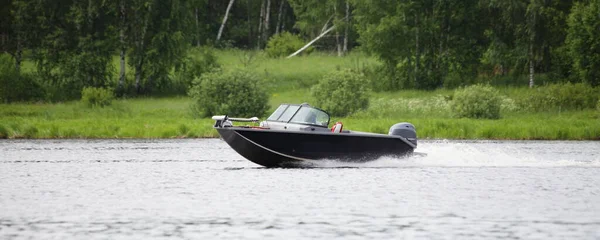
[353,0,482,90]
[0,55,45,103]
[2,0,600,103]
[81,87,115,108]
[169,46,220,95]
[265,32,312,58]
[566,0,600,87]
[451,84,501,119]
[518,83,599,111]
[188,69,269,118]
[311,69,370,117]
[57,51,114,100]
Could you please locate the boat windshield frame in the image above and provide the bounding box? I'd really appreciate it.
[266,104,330,128]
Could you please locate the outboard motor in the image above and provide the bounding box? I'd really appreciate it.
[389,123,417,146]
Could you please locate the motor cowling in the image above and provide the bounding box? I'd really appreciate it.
[389,123,417,146]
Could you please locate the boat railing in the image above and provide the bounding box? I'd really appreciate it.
[212,115,259,128]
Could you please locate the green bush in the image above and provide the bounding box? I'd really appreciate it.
[58,51,114,100]
[518,83,598,111]
[451,84,502,119]
[170,47,220,95]
[0,55,45,103]
[265,32,312,58]
[188,69,269,118]
[81,87,115,107]
[311,69,370,117]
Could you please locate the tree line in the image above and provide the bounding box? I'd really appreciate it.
[353,0,599,90]
[0,0,598,101]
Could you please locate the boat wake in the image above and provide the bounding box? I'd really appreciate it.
[295,140,600,168]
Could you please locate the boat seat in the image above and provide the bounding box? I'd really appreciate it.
[331,122,343,133]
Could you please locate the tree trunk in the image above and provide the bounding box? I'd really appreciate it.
[281,1,286,32]
[336,31,341,57]
[257,0,265,49]
[529,44,534,88]
[334,4,341,57]
[15,37,22,73]
[216,0,235,42]
[528,5,537,88]
[195,8,200,47]
[118,0,126,95]
[287,25,335,58]
[275,0,284,34]
[135,5,150,95]
[146,75,153,94]
[135,63,142,94]
[15,49,22,73]
[415,14,420,86]
[342,0,349,54]
[263,0,271,42]
[247,0,252,46]
[119,48,125,94]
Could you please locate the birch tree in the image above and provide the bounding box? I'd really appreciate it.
[342,0,349,54]
[263,0,271,43]
[257,0,265,49]
[118,0,127,95]
[4,0,40,73]
[275,0,285,34]
[216,0,235,42]
[129,0,153,94]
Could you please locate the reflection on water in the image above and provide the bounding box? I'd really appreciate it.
[1,139,599,239]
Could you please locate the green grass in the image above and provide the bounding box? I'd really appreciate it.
[338,111,600,140]
[216,49,379,91]
[0,97,218,139]
[2,90,599,140]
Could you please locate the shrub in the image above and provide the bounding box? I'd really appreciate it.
[451,84,502,119]
[311,69,370,117]
[188,69,269,118]
[81,87,115,107]
[170,47,220,95]
[265,32,312,58]
[518,83,598,111]
[58,51,114,100]
[0,55,45,103]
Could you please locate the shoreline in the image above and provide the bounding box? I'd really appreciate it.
[2,96,599,141]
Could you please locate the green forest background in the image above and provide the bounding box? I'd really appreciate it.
[1,0,599,139]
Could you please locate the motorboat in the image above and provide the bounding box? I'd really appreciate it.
[212,103,417,167]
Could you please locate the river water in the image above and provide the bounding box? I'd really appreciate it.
[1,139,599,239]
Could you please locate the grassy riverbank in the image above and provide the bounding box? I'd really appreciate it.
[2,50,599,140]
[0,97,216,138]
[1,89,599,140]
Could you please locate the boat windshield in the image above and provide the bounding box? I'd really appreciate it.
[267,104,330,127]
[267,104,289,121]
[289,107,329,127]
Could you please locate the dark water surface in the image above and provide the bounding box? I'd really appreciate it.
[1,139,599,239]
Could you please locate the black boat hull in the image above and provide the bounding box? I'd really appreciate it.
[217,127,415,167]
